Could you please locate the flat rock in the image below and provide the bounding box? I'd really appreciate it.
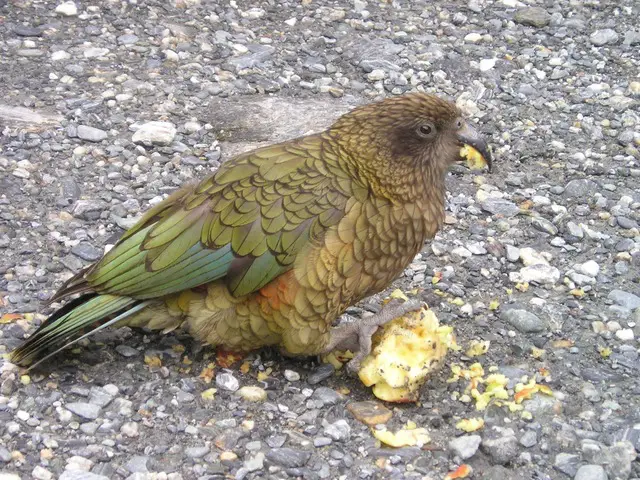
[449,435,482,460]
[514,7,551,27]
[347,401,392,426]
[131,121,177,146]
[65,402,101,420]
[501,309,547,333]
[76,125,107,142]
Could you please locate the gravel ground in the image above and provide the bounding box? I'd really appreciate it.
[1,0,640,479]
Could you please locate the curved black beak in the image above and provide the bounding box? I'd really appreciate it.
[457,121,493,172]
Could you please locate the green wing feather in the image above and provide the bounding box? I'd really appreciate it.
[57,135,352,301]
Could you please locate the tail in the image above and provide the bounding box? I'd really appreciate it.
[9,294,152,370]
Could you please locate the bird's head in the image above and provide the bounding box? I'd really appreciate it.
[330,93,492,200]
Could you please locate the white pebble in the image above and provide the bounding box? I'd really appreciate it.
[616,329,634,341]
[55,1,78,16]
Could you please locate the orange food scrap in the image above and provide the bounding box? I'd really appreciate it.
[198,363,216,384]
[240,361,251,374]
[0,313,22,324]
[215,348,245,368]
[444,464,473,480]
[514,378,553,404]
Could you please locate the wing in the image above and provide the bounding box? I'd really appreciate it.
[54,134,365,301]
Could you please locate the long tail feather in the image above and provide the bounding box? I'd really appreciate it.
[9,294,152,370]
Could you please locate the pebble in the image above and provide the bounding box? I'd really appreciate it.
[0,447,11,462]
[481,198,520,217]
[265,448,311,468]
[312,386,343,407]
[554,453,582,477]
[76,125,108,142]
[346,401,392,426]
[501,309,547,333]
[590,29,619,46]
[120,422,139,437]
[323,419,351,441]
[564,180,597,198]
[32,466,53,480]
[520,431,538,448]
[132,121,177,146]
[307,363,335,384]
[115,345,139,357]
[514,7,551,28]
[55,1,78,16]
[449,435,482,460]
[65,402,101,420]
[216,372,240,392]
[59,473,108,480]
[574,465,608,480]
[244,452,265,472]
[510,264,560,284]
[576,261,600,278]
[185,446,210,458]
[284,369,301,382]
[608,290,640,311]
[481,429,519,465]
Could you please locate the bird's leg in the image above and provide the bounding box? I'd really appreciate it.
[323,299,422,375]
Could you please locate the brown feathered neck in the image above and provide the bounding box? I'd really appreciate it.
[327,93,460,208]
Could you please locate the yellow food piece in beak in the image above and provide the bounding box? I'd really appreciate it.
[358,306,455,403]
[460,144,488,170]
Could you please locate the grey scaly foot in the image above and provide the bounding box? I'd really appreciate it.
[322,299,422,375]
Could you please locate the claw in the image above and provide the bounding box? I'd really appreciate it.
[324,299,423,376]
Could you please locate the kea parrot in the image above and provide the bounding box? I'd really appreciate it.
[10,93,492,373]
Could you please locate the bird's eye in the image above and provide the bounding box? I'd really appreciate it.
[455,119,463,129]
[417,123,435,138]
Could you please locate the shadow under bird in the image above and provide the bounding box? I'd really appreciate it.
[10,93,492,373]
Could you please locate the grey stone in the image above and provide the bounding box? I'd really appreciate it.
[591,441,636,480]
[312,387,343,407]
[323,419,351,441]
[307,363,335,384]
[131,121,176,146]
[185,446,210,458]
[449,435,481,460]
[501,309,546,333]
[228,44,275,70]
[125,455,150,473]
[481,198,520,217]
[65,402,101,420]
[532,217,558,235]
[59,473,109,480]
[0,446,11,462]
[554,452,582,477]
[514,7,551,28]
[216,372,240,392]
[71,243,102,261]
[520,431,538,448]
[266,448,311,468]
[115,345,139,357]
[608,290,640,311]
[76,125,108,142]
[574,465,608,480]
[564,179,597,198]
[89,387,113,408]
[590,29,619,46]
[244,452,265,472]
[481,429,519,465]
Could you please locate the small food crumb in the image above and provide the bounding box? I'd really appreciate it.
[372,425,430,447]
